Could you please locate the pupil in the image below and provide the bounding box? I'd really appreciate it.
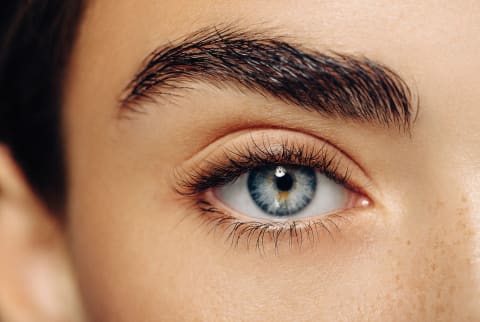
[275,172,294,191]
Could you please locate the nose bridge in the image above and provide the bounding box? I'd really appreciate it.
[422,171,480,318]
[444,122,480,315]
[404,82,480,315]
[457,159,480,316]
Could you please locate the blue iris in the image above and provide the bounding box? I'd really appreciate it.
[247,165,317,217]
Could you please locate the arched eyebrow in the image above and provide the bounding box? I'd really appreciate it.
[121,25,416,132]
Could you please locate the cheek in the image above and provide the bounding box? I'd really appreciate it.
[66,165,436,322]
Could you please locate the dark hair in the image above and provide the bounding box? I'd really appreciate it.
[0,1,85,210]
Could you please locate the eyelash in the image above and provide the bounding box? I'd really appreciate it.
[174,137,364,254]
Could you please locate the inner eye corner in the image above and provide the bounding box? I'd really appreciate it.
[348,179,378,207]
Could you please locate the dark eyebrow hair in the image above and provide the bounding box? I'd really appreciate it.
[121,26,416,131]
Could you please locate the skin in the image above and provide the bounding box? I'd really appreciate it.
[0,0,479,321]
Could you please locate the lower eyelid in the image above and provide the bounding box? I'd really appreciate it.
[193,196,371,253]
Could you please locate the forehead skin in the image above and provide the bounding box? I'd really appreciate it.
[63,1,480,321]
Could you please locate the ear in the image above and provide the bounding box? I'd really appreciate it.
[0,145,86,322]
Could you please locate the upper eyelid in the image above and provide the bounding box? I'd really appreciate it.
[176,127,371,178]
[172,129,375,198]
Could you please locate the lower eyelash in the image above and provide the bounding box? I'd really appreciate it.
[196,199,350,255]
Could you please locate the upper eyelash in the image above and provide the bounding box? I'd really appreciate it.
[174,137,352,197]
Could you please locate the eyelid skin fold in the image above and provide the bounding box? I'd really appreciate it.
[172,129,375,254]
[174,129,372,196]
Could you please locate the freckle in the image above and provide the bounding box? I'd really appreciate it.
[405,311,413,320]
[456,206,469,217]
[436,201,445,209]
[436,304,446,314]
[449,285,456,295]
[406,240,411,246]
[431,263,436,272]
[417,293,426,314]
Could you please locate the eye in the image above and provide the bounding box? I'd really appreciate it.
[173,129,373,252]
[215,164,353,221]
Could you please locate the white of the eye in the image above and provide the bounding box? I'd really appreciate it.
[215,171,348,221]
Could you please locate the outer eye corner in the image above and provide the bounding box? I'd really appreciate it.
[360,198,371,208]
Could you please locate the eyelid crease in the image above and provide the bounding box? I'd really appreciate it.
[176,126,371,179]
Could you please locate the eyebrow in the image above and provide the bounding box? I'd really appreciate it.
[121,26,416,131]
